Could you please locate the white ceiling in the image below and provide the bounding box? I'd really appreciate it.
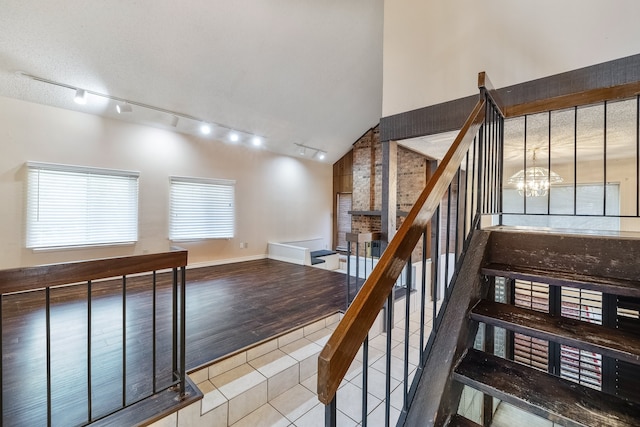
[0,1,383,164]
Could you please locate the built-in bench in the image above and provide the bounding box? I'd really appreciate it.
[267,238,339,270]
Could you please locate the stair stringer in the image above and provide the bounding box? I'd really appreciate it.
[402,229,492,427]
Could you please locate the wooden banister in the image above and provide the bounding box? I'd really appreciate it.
[0,247,188,295]
[317,88,489,404]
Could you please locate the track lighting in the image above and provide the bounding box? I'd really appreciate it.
[116,102,132,113]
[74,89,87,105]
[200,123,212,135]
[295,143,327,161]
[19,72,267,146]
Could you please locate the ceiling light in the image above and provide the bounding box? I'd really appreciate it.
[170,115,179,127]
[74,89,87,105]
[116,102,132,113]
[229,132,239,142]
[299,146,306,156]
[507,149,563,197]
[252,136,262,146]
[317,151,326,160]
[200,123,211,135]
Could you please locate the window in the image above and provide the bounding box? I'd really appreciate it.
[27,162,139,249]
[169,176,235,241]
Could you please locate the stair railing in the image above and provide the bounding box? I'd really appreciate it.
[0,248,188,426]
[318,72,505,426]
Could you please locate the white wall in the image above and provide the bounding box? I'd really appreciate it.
[383,0,640,116]
[0,96,332,269]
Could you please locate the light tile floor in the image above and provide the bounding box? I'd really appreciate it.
[226,306,436,427]
[150,294,441,427]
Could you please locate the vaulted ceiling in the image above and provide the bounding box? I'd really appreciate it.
[0,1,383,163]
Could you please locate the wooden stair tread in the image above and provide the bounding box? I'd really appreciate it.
[453,349,640,427]
[471,300,640,365]
[482,263,640,297]
[448,414,482,427]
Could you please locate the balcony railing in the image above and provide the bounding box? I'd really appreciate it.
[0,248,189,426]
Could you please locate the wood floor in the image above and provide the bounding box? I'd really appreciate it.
[2,258,347,427]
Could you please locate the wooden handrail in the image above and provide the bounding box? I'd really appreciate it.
[0,247,188,295]
[317,92,488,404]
[505,80,640,118]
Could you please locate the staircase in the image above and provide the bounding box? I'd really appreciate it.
[408,228,640,426]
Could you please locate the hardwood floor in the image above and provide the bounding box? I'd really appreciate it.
[1,258,347,426]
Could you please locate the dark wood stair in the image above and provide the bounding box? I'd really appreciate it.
[481,263,640,298]
[470,299,640,365]
[453,349,640,427]
[403,230,640,427]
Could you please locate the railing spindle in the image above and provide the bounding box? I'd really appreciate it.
[87,280,92,422]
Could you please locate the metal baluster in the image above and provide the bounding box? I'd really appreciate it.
[180,266,187,396]
[604,101,608,216]
[499,113,505,225]
[122,275,127,406]
[432,206,440,328]
[152,271,157,393]
[403,261,411,411]
[385,291,393,427]
[574,106,578,216]
[524,115,528,214]
[547,110,552,214]
[172,268,178,384]
[362,334,369,427]
[87,280,92,422]
[325,397,337,427]
[46,287,52,427]
[346,241,352,307]
[419,229,427,366]
[445,183,452,297]
[356,242,360,293]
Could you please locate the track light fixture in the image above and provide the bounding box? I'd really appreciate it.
[294,143,327,161]
[116,102,132,113]
[74,89,87,105]
[200,123,212,135]
[17,72,266,146]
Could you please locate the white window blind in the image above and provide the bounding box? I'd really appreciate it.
[27,162,139,249]
[170,176,235,241]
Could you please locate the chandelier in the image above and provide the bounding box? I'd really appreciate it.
[507,150,563,197]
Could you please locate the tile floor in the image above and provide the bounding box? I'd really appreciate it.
[151,291,440,427]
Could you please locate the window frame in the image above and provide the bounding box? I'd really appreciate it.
[26,161,140,250]
[169,176,236,242]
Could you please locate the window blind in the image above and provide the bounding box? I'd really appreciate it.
[169,176,235,241]
[27,162,139,249]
